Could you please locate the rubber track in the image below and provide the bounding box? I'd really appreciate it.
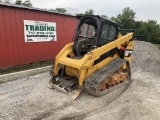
[84,58,131,97]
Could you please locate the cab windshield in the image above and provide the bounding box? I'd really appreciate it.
[73,17,98,57]
[78,23,96,40]
[75,22,97,55]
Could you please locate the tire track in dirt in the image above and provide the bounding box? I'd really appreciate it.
[45,80,133,120]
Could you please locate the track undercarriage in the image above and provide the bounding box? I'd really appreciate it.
[84,58,131,97]
[48,58,131,99]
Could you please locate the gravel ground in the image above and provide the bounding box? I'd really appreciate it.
[0,41,160,120]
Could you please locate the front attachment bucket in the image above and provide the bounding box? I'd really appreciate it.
[48,77,82,99]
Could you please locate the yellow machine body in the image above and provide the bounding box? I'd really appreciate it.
[48,15,135,99]
[54,33,134,87]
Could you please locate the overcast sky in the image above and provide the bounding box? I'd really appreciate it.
[30,0,160,23]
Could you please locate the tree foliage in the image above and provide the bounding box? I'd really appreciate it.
[101,15,109,19]
[52,8,67,14]
[136,20,160,43]
[111,7,160,44]
[14,0,32,6]
[111,7,136,29]
[76,13,84,16]
[84,9,94,15]
[76,9,94,16]
[15,0,22,5]
[22,0,32,7]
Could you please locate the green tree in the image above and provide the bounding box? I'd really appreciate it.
[76,9,94,16]
[53,8,67,14]
[111,7,136,29]
[15,0,22,5]
[85,9,94,15]
[76,13,84,16]
[101,15,108,19]
[137,20,160,43]
[135,21,143,29]
[22,0,32,7]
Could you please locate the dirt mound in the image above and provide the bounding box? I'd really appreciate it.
[132,41,160,75]
[0,41,160,120]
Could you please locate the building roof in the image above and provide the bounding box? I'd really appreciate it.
[0,2,75,17]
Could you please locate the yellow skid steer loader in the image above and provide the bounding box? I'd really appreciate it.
[48,15,135,99]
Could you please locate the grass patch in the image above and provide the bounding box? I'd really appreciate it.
[154,44,160,49]
[0,78,19,84]
[0,80,4,84]
[0,60,54,75]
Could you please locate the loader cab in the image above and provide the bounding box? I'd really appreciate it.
[73,16,118,57]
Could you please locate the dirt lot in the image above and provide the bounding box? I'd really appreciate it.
[0,41,160,120]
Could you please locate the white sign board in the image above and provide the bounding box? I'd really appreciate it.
[24,20,57,42]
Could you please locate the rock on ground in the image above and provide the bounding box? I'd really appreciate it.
[0,41,160,120]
